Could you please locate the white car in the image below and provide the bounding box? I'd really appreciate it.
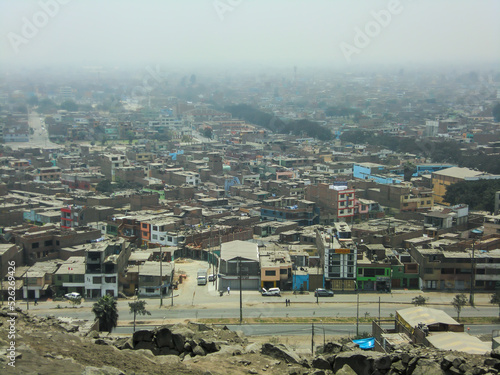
[261,287,281,296]
[64,292,81,299]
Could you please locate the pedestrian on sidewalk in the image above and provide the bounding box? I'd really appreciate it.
[227,286,230,295]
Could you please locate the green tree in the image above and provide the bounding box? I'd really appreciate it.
[493,102,500,122]
[490,290,500,318]
[92,295,119,333]
[128,300,151,332]
[202,126,213,139]
[451,294,468,321]
[95,179,113,193]
[411,295,428,306]
[60,100,78,112]
[69,296,82,308]
[38,98,58,114]
[26,96,39,106]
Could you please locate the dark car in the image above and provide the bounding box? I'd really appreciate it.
[314,288,334,297]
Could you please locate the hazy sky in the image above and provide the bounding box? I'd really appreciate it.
[1,0,499,69]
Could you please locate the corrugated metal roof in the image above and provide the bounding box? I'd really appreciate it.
[427,332,491,355]
[397,306,460,327]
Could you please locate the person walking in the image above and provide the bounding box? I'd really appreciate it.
[227,286,230,295]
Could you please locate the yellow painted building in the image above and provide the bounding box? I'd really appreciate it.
[432,167,486,205]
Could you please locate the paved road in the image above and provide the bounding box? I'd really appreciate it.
[7,110,61,150]
[20,260,499,324]
[112,323,497,337]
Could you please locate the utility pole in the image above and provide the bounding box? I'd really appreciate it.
[25,269,29,311]
[378,297,381,322]
[137,261,141,299]
[311,323,314,355]
[239,257,243,325]
[469,240,475,306]
[159,246,163,307]
[356,293,359,336]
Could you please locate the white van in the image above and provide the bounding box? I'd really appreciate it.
[261,287,281,296]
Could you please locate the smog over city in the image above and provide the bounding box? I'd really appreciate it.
[0,1,500,375]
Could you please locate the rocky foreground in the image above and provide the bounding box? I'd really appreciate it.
[1,307,499,375]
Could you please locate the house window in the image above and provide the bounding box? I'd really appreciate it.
[105,276,116,283]
[69,275,73,282]
[152,234,158,240]
[146,288,155,293]
[93,277,102,284]
[265,270,276,276]
[142,223,147,228]
[32,242,39,249]
[144,276,154,282]
[280,269,287,275]
[44,240,53,246]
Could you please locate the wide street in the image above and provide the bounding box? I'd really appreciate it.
[17,260,499,335]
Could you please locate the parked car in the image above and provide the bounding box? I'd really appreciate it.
[314,288,334,297]
[208,274,215,282]
[64,292,81,299]
[261,287,281,296]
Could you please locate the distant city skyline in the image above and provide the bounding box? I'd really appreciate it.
[1,0,499,70]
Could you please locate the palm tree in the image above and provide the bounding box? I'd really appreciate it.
[92,295,119,333]
[129,300,151,332]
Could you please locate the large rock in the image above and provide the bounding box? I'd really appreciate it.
[375,355,392,370]
[412,359,446,375]
[134,341,156,351]
[133,329,154,344]
[322,341,343,354]
[312,356,331,370]
[170,326,194,353]
[335,364,357,375]
[199,338,220,353]
[155,327,174,348]
[192,345,207,357]
[261,343,301,364]
[333,351,384,375]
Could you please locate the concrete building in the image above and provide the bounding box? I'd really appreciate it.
[305,183,355,223]
[84,238,131,298]
[431,167,500,205]
[315,225,357,292]
[218,240,260,291]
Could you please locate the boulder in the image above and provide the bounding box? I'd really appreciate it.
[170,326,194,353]
[333,351,383,375]
[412,359,446,375]
[335,364,357,375]
[312,356,331,370]
[193,345,207,357]
[322,341,343,354]
[155,327,174,348]
[119,338,134,350]
[441,355,459,370]
[133,329,154,343]
[391,360,406,374]
[484,357,500,370]
[134,341,156,351]
[375,355,392,370]
[491,349,500,360]
[199,339,220,353]
[261,343,301,364]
